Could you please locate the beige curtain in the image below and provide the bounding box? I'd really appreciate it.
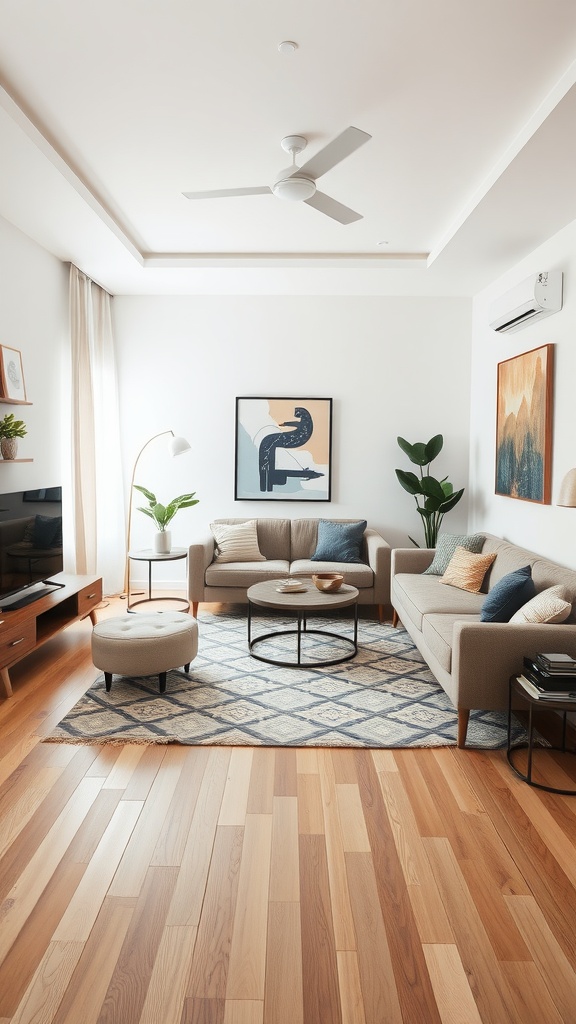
[68,265,125,594]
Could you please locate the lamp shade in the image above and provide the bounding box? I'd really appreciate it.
[169,435,192,457]
[557,468,576,507]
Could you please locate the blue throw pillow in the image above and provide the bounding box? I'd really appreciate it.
[32,515,62,549]
[480,565,535,622]
[311,520,367,563]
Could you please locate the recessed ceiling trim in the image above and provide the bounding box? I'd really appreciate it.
[143,252,429,268]
[428,56,576,268]
[0,80,144,265]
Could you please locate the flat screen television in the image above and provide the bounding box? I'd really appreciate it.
[0,487,64,608]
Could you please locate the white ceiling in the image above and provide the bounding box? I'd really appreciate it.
[1,0,576,296]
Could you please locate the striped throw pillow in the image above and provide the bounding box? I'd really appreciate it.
[509,585,572,624]
[440,547,496,593]
[211,520,265,563]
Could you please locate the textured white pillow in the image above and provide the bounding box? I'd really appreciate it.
[211,520,265,563]
[509,585,572,624]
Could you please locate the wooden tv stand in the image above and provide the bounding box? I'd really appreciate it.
[0,572,102,698]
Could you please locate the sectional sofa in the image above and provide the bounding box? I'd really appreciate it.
[391,533,576,746]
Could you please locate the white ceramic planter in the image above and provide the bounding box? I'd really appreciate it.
[154,530,172,554]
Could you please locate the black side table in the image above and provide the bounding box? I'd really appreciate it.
[507,674,576,796]
[127,548,190,612]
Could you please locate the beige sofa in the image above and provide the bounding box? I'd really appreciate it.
[188,518,391,620]
[391,534,576,747]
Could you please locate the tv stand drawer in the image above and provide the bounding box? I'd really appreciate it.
[78,580,102,618]
[0,619,36,667]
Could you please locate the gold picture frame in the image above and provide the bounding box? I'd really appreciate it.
[0,346,27,402]
[495,344,553,504]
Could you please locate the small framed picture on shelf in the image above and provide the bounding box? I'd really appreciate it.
[0,346,27,401]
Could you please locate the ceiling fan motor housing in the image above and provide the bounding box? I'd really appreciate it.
[272,175,316,201]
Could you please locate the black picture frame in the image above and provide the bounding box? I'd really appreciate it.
[235,397,333,501]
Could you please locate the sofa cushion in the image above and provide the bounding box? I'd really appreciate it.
[480,565,535,622]
[421,613,479,673]
[393,573,485,631]
[290,559,374,590]
[423,533,485,575]
[211,518,291,560]
[509,585,572,624]
[205,559,290,587]
[441,548,497,593]
[311,519,367,563]
[210,520,266,563]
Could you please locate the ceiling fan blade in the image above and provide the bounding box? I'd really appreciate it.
[304,190,363,224]
[182,186,272,200]
[297,127,372,181]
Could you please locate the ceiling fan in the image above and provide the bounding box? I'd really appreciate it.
[182,126,372,224]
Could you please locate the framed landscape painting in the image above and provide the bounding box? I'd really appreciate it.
[235,397,332,501]
[495,344,553,504]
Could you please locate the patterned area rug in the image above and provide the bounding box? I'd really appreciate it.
[46,610,526,748]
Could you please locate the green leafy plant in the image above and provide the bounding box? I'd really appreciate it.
[0,413,27,438]
[133,485,199,532]
[395,434,464,548]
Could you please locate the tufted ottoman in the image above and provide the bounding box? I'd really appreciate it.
[91,612,198,693]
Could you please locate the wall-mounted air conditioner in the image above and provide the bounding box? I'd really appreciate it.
[489,271,563,334]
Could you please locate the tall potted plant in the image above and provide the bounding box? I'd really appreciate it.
[133,485,199,553]
[395,434,464,548]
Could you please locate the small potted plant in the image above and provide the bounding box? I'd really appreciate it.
[395,434,464,547]
[0,413,27,460]
[133,484,199,553]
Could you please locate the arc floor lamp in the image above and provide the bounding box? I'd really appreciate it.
[124,430,191,599]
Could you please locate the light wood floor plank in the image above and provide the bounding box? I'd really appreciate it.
[226,814,273,1000]
[336,950,367,1024]
[150,746,210,866]
[269,795,299,902]
[219,747,254,825]
[317,748,357,951]
[336,783,371,853]
[50,898,134,1024]
[52,799,143,942]
[139,925,198,1024]
[101,743,146,789]
[505,894,576,1020]
[297,772,324,834]
[165,747,231,927]
[0,777,104,963]
[223,1001,262,1024]
[186,825,244,1000]
[423,943,483,1024]
[9,940,84,1024]
[264,901,303,1024]
[299,833,342,1024]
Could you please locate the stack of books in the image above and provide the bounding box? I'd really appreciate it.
[519,652,576,701]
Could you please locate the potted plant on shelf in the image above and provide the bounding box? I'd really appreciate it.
[0,413,27,460]
[133,484,199,553]
[395,433,464,548]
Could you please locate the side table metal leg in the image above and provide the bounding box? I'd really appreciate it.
[297,611,302,666]
[247,602,252,646]
[527,702,534,784]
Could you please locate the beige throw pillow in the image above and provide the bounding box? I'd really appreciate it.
[509,585,572,624]
[440,546,496,593]
[211,520,265,563]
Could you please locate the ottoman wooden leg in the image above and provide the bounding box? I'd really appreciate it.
[105,672,113,692]
[159,672,167,693]
[184,662,190,673]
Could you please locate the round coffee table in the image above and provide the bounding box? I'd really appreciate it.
[247,579,359,667]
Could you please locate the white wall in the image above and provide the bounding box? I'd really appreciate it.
[0,215,68,497]
[113,294,472,583]
[469,218,576,569]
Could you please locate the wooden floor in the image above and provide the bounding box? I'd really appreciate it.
[1,598,576,1024]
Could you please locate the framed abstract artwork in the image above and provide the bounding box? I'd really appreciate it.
[235,397,333,501]
[495,344,553,503]
[0,346,27,401]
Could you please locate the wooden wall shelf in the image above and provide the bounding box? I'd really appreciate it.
[0,398,32,406]
[0,459,33,464]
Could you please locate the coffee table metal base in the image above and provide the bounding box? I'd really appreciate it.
[248,605,358,668]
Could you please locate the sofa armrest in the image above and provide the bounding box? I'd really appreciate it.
[391,547,435,575]
[452,619,576,710]
[188,535,215,603]
[364,529,391,604]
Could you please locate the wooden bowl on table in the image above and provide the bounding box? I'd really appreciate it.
[312,572,344,593]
